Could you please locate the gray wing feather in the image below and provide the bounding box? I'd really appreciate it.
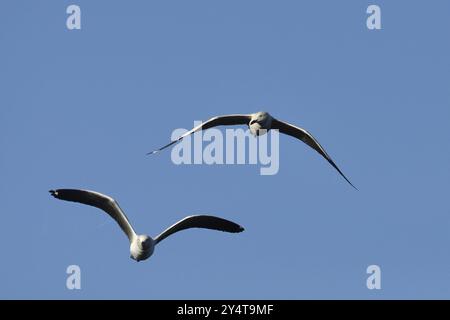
[154,215,244,244]
[49,189,137,241]
[272,119,357,189]
[149,114,251,154]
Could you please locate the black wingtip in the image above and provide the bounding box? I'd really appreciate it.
[238,226,245,233]
[325,158,358,191]
[146,149,160,156]
[49,189,58,197]
[147,140,179,156]
[342,174,358,191]
[337,173,358,190]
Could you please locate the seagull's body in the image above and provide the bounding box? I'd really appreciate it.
[49,189,244,262]
[149,111,356,189]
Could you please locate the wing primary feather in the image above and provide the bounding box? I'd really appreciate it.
[147,140,178,155]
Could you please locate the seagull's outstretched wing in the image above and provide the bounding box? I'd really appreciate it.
[154,215,244,245]
[272,119,357,189]
[148,114,251,154]
[49,189,137,241]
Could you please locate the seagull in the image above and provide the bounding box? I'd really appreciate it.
[148,111,356,189]
[49,189,244,262]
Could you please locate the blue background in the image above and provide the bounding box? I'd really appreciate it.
[1,0,449,299]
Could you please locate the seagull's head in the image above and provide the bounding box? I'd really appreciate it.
[249,111,273,136]
[130,235,154,262]
[138,235,153,250]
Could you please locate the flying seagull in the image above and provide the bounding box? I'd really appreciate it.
[49,189,244,262]
[148,111,356,189]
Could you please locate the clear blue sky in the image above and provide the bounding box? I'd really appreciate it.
[1,0,449,299]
